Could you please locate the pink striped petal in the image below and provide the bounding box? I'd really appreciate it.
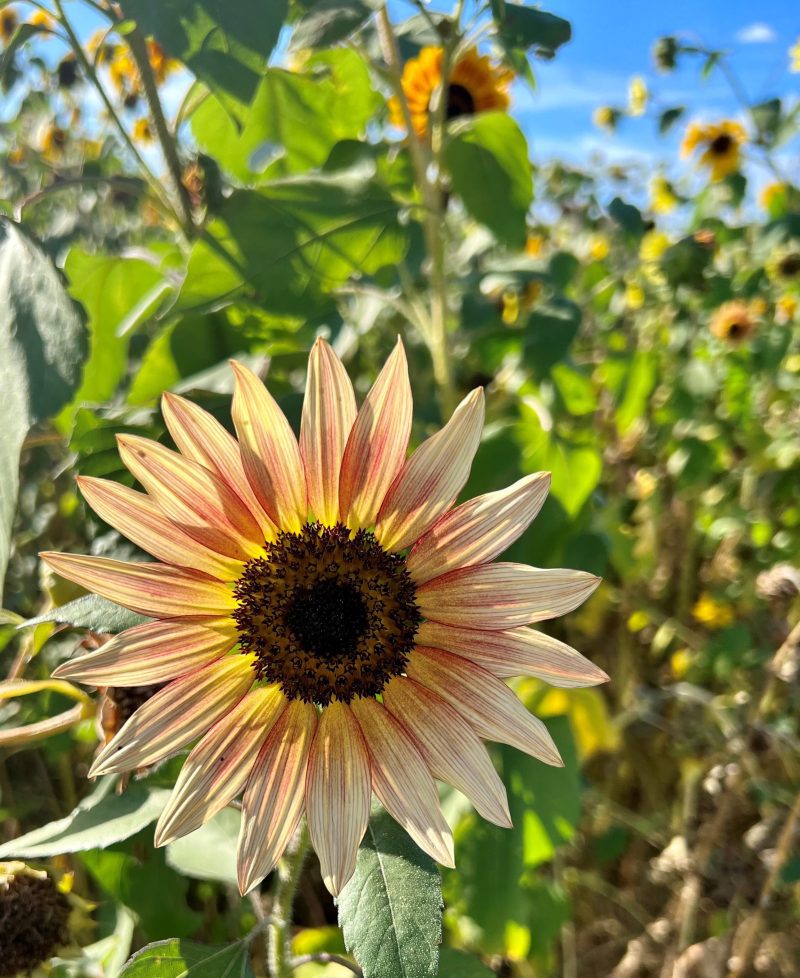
[40,553,236,619]
[350,696,454,867]
[305,701,370,895]
[339,338,412,530]
[300,339,357,527]
[89,654,256,776]
[154,685,287,846]
[52,618,237,686]
[230,361,307,534]
[237,699,318,894]
[77,476,243,582]
[407,472,551,584]
[117,435,263,561]
[161,392,277,540]
[406,647,562,766]
[375,388,485,552]
[416,620,609,686]
[417,562,601,629]
[383,676,511,827]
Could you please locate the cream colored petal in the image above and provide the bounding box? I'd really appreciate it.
[52,618,237,686]
[40,553,236,619]
[406,647,562,766]
[154,685,287,846]
[161,392,277,540]
[375,388,485,552]
[230,361,307,533]
[117,434,263,560]
[417,562,601,629]
[237,699,317,895]
[407,472,551,584]
[350,696,454,868]
[338,338,412,530]
[89,654,256,776]
[77,476,243,582]
[305,701,370,896]
[383,676,511,827]
[416,620,609,686]
[300,339,357,527]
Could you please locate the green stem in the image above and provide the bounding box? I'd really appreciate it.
[267,822,310,978]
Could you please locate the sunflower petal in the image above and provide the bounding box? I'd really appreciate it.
[77,476,242,582]
[40,553,236,619]
[237,699,317,895]
[375,388,485,552]
[300,339,357,527]
[339,338,412,530]
[416,620,609,686]
[117,434,263,560]
[305,701,370,896]
[52,618,237,686]
[417,562,601,629]
[383,676,511,827]
[154,685,286,846]
[407,472,551,584]
[161,392,277,540]
[89,655,256,776]
[406,647,562,766]
[230,361,307,534]
[350,696,454,867]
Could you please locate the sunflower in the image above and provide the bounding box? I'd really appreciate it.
[709,300,756,343]
[681,120,746,181]
[766,245,800,288]
[0,6,18,42]
[132,117,154,143]
[389,45,513,138]
[45,339,604,897]
[790,37,800,73]
[41,124,67,161]
[650,175,678,214]
[592,105,619,131]
[147,37,179,86]
[627,75,648,117]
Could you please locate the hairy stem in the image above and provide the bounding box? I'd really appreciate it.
[267,822,310,978]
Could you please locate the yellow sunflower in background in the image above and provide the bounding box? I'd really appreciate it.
[592,105,619,131]
[766,245,800,289]
[28,10,53,31]
[0,6,18,43]
[45,339,604,897]
[709,300,756,343]
[790,37,800,73]
[147,38,179,86]
[41,124,67,161]
[681,120,747,181]
[390,45,513,137]
[627,75,648,116]
[776,295,798,324]
[650,174,679,214]
[132,117,154,144]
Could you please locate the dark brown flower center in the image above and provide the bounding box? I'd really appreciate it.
[727,321,744,338]
[0,872,71,977]
[233,523,420,706]
[446,83,476,120]
[709,133,733,155]
[778,253,800,278]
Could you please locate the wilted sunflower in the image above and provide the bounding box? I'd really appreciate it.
[681,120,747,181]
[709,300,756,343]
[45,339,604,897]
[389,45,513,138]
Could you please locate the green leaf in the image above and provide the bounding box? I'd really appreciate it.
[123,0,288,118]
[0,219,85,599]
[0,22,48,90]
[751,97,781,145]
[290,1,374,49]
[0,779,170,858]
[176,172,407,316]
[524,298,582,373]
[119,939,253,978]
[615,351,656,433]
[165,807,240,886]
[497,7,572,56]
[437,949,494,978]
[444,113,532,249]
[607,197,646,236]
[22,595,150,633]
[658,106,685,134]
[338,807,443,978]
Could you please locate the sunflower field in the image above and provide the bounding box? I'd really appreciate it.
[1,2,799,977]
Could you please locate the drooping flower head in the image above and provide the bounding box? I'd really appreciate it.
[681,120,747,181]
[389,45,513,138]
[44,339,604,896]
[709,300,756,343]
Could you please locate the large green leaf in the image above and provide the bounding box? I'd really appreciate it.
[124,0,287,118]
[119,939,253,978]
[0,778,169,858]
[165,807,239,886]
[338,807,443,978]
[496,7,572,56]
[290,1,374,49]
[437,949,494,978]
[444,113,532,249]
[176,172,407,316]
[0,219,85,600]
[22,595,150,633]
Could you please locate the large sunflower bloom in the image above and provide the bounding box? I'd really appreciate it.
[680,120,747,181]
[44,340,604,896]
[389,45,513,138]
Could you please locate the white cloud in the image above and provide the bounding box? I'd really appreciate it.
[735,23,777,44]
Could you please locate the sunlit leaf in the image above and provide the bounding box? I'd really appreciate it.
[118,939,253,978]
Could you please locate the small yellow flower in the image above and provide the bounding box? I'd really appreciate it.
[681,120,747,181]
[632,469,657,501]
[639,230,670,263]
[389,45,513,138]
[132,117,154,143]
[628,75,648,117]
[525,233,544,258]
[789,37,800,73]
[87,28,119,67]
[709,300,755,343]
[147,37,179,85]
[109,49,137,93]
[670,648,693,679]
[589,234,610,261]
[501,289,520,325]
[29,10,53,30]
[749,296,768,317]
[692,593,734,629]
[650,175,678,214]
[593,105,618,131]
[759,181,786,211]
[776,294,798,324]
[41,124,67,161]
[0,6,18,42]
[625,282,645,310]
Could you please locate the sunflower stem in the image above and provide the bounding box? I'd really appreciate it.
[267,821,310,978]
